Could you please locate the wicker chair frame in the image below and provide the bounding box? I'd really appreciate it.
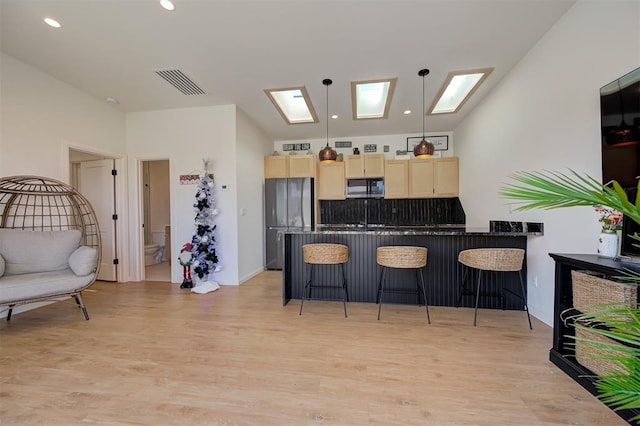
[300,244,350,317]
[457,248,531,329]
[0,175,101,320]
[376,246,430,324]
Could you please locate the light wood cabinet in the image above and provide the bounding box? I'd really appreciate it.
[408,157,459,198]
[433,157,459,197]
[317,162,345,200]
[384,160,409,199]
[264,155,289,178]
[264,154,315,178]
[288,155,316,178]
[409,158,435,198]
[344,154,385,178]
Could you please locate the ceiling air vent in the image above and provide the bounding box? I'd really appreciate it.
[155,69,206,95]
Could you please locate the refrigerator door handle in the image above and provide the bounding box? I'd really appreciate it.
[300,179,306,228]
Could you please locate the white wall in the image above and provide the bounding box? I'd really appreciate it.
[236,108,273,283]
[454,0,640,325]
[274,132,454,159]
[126,105,241,285]
[1,53,130,285]
[0,53,126,178]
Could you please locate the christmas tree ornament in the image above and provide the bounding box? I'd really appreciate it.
[178,242,193,288]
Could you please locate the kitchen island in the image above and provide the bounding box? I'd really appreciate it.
[282,225,543,309]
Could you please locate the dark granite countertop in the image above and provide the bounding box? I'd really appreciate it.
[289,223,543,236]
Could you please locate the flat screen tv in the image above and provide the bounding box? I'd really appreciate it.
[600,67,640,188]
[620,187,640,258]
[600,67,640,258]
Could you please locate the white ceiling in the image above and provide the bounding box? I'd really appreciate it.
[0,0,575,142]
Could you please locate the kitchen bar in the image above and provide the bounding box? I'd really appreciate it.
[282,224,543,310]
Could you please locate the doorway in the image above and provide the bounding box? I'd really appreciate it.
[142,160,171,282]
[69,149,118,281]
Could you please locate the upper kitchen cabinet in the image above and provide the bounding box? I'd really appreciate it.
[384,160,409,199]
[264,155,289,178]
[288,155,316,177]
[433,157,459,197]
[318,162,346,200]
[409,157,459,198]
[408,158,435,198]
[264,155,315,178]
[344,154,385,178]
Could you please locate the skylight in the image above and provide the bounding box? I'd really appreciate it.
[429,68,494,115]
[264,86,318,125]
[351,78,397,120]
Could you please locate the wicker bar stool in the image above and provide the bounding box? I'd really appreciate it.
[376,246,430,324]
[299,243,350,317]
[457,248,532,329]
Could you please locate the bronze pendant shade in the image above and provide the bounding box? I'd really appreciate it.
[414,137,435,158]
[319,142,337,163]
[319,78,337,163]
[414,68,435,159]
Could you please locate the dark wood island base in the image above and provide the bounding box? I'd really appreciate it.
[283,228,540,310]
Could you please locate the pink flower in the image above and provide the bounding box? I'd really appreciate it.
[595,205,624,231]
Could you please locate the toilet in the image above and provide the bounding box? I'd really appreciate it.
[144,229,167,266]
[144,244,163,266]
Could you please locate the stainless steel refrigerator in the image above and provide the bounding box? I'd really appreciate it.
[265,178,314,270]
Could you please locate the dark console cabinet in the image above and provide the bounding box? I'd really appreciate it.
[549,253,640,424]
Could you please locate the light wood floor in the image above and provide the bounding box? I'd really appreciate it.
[0,271,626,425]
[145,261,171,282]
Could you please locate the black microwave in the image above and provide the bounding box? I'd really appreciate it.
[346,178,384,198]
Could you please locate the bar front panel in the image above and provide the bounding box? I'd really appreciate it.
[284,232,527,309]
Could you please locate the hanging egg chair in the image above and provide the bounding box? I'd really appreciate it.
[0,175,101,320]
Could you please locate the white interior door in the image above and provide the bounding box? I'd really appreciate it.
[79,159,117,281]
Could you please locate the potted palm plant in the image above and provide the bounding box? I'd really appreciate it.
[500,170,640,421]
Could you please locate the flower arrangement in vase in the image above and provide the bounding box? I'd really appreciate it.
[595,205,623,257]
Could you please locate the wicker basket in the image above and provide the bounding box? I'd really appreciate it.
[376,246,427,269]
[303,244,349,265]
[571,270,637,313]
[575,327,627,376]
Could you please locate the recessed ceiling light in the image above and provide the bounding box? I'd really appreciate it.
[429,68,494,115]
[264,86,318,125]
[403,110,412,115]
[351,78,397,120]
[160,0,175,11]
[44,17,62,28]
[106,97,119,105]
[331,115,338,119]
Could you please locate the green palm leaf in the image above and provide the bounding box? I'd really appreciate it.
[500,170,640,234]
[501,170,640,420]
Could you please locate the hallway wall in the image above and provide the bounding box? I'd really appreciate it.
[127,105,240,285]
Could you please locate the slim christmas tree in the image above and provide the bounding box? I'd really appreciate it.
[189,160,220,293]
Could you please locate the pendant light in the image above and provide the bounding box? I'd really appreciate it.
[413,68,435,158]
[318,78,338,163]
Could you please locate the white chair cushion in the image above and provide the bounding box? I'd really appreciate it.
[68,246,98,276]
[0,269,95,303]
[0,254,4,278]
[0,229,81,275]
